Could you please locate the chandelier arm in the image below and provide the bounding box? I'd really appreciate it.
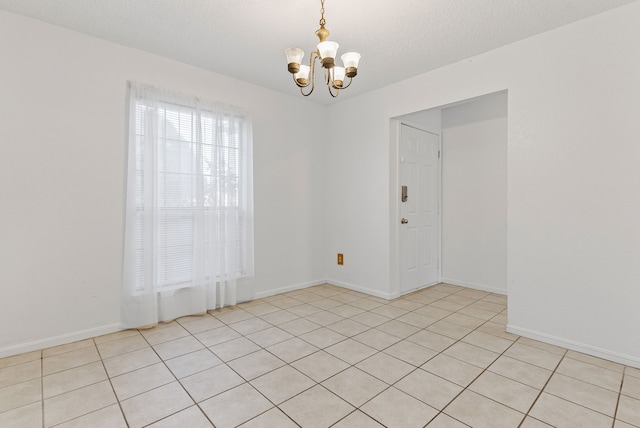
[327,83,339,97]
[306,51,318,95]
[336,77,353,90]
[293,51,320,96]
[310,51,319,73]
[325,62,341,97]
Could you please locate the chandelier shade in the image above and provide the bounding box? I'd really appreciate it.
[317,41,339,65]
[285,48,305,74]
[284,0,360,97]
[341,52,361,77]
[333,66,346,84]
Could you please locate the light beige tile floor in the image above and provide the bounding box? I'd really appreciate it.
[1,283,639,427]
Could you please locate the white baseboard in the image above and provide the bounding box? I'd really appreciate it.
[253,279,327,300]
[326,279,394,300]
[0,324,122,359]
[507,324,640,369]
[440,277,507,296]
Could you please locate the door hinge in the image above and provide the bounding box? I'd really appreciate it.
[438,150,441,159]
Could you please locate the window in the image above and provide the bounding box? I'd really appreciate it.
[122,82,253,327]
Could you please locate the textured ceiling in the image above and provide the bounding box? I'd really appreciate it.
[0,0,636,104]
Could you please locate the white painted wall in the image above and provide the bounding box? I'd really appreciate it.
[324,102,391,297]
[396,109,442,132]
[326,3,640,366]
[0,11,327,356]
[441,92,508,294]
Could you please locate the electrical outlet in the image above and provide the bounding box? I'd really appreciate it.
[337,253,344,265]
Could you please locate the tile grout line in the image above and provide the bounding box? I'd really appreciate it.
[226,307,356,428]
[155,323,227,424]
[181,310,305,427]
[217,289,412,427]
[173,318,227,428]
[610,366,626,428]
[413,288,512,425]
[322,288,510,427]
[42,340,124,428]
[394,289,508,426]
[140,328,182,426]
[95,337,131,428]
[428,318,521,426]
[527,353,627,423]
[284,286,500,427]
[40,350,44,428]
[139,322,223,428]
[517,348,568,428]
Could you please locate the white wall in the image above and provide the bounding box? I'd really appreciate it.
[326,3,640,366]
[396,109,442,132]
[0,10,327,357]
[324,100,391,297]
[441,92,508,294]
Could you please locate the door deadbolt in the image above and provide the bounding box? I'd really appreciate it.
[401,218,408,224]
[401,185,408,202]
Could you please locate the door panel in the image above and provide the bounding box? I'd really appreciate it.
[399,125,439,293]
[422,226,433,266]
[408,227,417,270]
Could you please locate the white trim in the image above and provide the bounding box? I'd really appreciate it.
[438,133,443,281]
[0,324,122,359]
[327,280,395,300]
[253,280,327,300]
[441,277,507,295]
[507,324,640,369]
[389,119,402,296]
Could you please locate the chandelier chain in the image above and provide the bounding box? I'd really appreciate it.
[319,0,326,27]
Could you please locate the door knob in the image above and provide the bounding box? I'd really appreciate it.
[401,218,408,224]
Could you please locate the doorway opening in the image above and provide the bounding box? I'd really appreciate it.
[390,90,508,297]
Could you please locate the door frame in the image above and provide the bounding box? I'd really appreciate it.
[389,119,442,298]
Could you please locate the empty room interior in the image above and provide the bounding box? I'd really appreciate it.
[1,1,639,427]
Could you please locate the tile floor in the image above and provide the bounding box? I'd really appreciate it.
[1,283,639,427]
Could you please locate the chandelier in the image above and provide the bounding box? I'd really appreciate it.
[285,0,361,97]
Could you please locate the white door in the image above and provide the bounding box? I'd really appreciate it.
[399,124,440,293]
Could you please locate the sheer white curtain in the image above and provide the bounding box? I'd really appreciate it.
[122,82,254,328]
